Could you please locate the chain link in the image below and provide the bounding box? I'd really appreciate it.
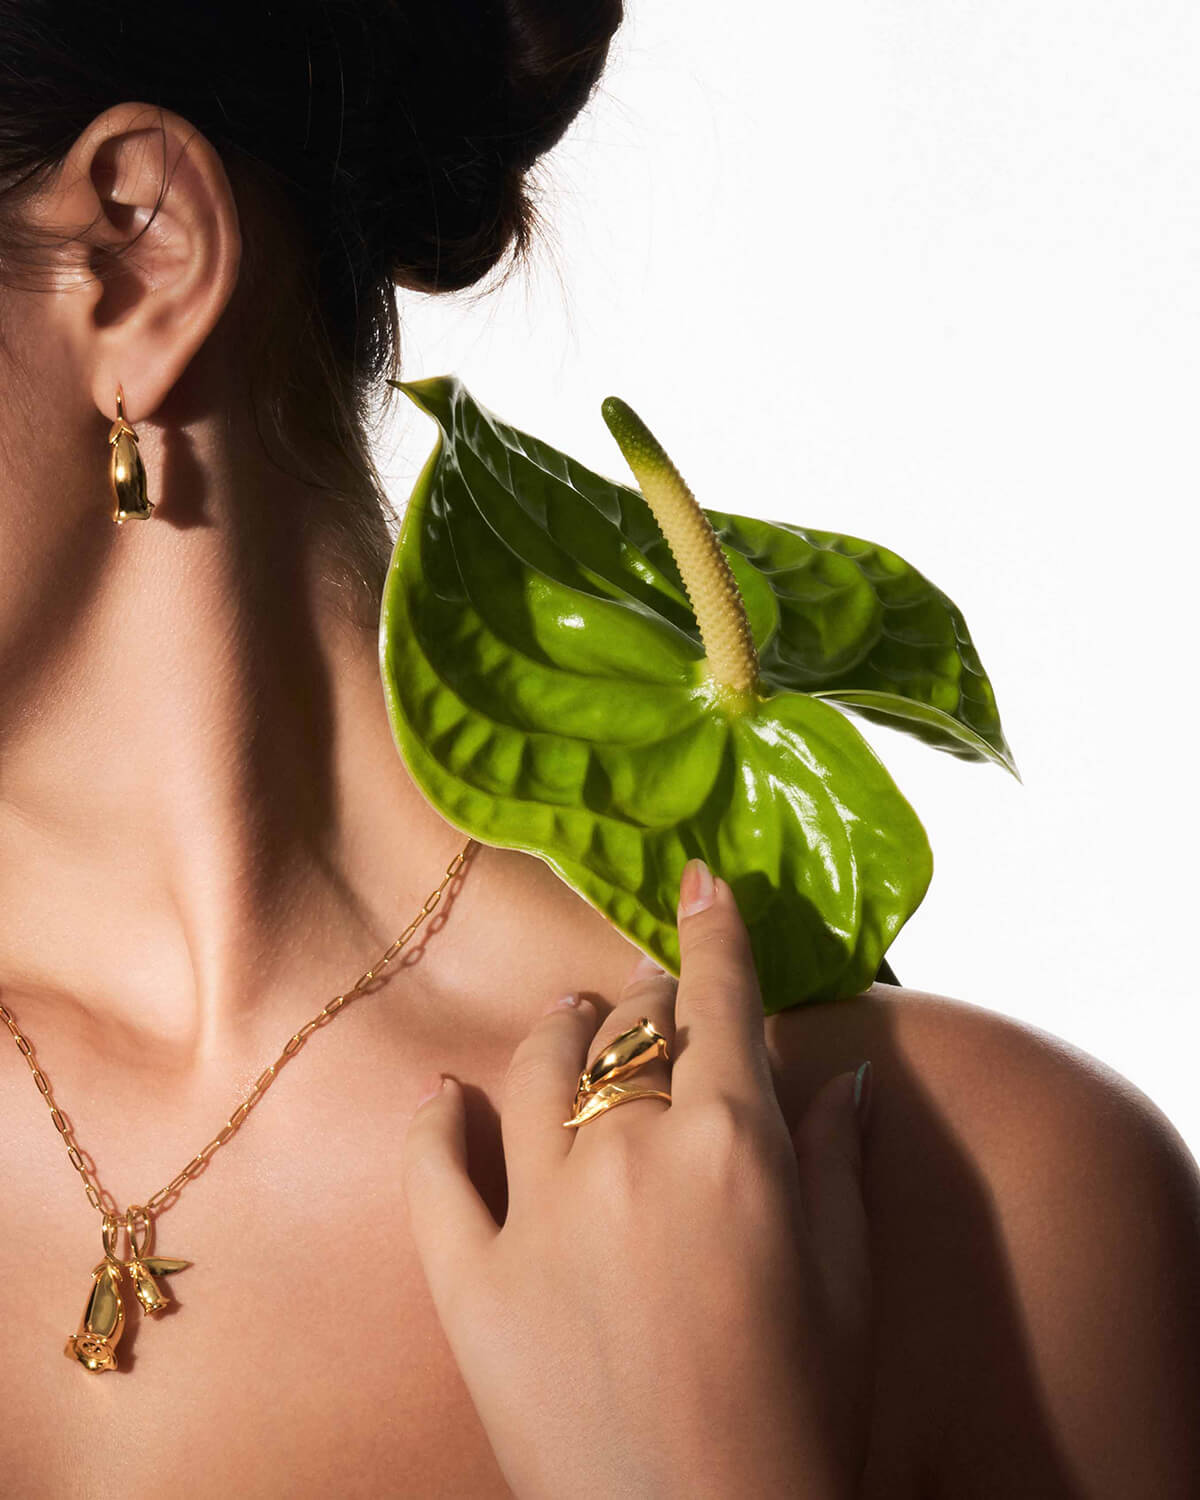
[0,837,475,1221]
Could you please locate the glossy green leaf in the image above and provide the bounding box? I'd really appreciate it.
[380,377,1010,1010]
[695,510,1017,775]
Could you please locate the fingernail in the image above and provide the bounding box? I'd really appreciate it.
[679,858,715,917]
[544,991,582,1015]
[853,1060,873,1134]
[628,951,667,981]
[415,1072,446,1108]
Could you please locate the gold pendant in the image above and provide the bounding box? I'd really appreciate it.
[65,1208,190,1372]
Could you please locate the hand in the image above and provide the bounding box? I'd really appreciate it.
[402,859,875,1500]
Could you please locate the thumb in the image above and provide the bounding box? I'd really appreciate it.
[792,1063,873,1357]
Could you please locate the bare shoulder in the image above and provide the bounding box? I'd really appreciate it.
[769,980,1200,1185]
[767,984,1200,1498]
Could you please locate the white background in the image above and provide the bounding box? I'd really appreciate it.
[378,2,1200,1160]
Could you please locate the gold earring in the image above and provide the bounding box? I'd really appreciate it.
[108,384,154,524]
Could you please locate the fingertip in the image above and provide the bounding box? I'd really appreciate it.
[413,1071,447,1113]
[794,1069,859,1150]
[625,950,668,983]
[408,1074,466,1134]
[401,1072,498,1280]
[540,991,596,1018]
[677,867,746,930]
[678,856,716,918]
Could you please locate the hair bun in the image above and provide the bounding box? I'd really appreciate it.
[356,0,622,293]
[499,1,625,168]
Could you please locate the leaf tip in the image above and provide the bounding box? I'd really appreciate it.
[385,374,460,427]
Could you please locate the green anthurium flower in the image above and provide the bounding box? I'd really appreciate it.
[380,376,1015,1011]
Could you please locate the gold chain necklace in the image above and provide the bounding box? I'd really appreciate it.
[0,836,474,1372]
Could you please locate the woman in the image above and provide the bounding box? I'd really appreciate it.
[0,3,1197,1496]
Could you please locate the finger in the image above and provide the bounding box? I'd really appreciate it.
[792,1067,873,1363]
[669,859,774,1109]
[402,1076,498,1317]
[500,993,597,1204]
[566,953,677,1146]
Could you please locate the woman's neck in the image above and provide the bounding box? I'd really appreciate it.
[0,402,463,1065]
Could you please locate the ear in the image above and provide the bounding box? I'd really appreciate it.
[33,101,242,426]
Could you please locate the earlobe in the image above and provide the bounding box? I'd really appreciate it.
[37,101,243,429]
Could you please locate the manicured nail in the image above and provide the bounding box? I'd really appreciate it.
[853,1060,873,1133]
[679,858,715,916]
[415,1072,446,1108]
[544,991,581,1014]
[544,992,595,1017]
[628,951,667,981]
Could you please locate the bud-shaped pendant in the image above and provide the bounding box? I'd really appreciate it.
[127,1255,191,1313]
[65,1209,190,1372]
[64,1259,126,1372]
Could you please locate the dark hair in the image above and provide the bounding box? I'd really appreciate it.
[0,0,622,617]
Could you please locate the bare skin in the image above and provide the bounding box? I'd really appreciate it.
[1,103,1199,1498]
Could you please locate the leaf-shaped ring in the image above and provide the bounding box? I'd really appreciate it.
[562,1082,673,1129]
[563,1016,672,1129]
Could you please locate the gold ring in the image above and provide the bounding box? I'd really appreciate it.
[562,1015,672,1128]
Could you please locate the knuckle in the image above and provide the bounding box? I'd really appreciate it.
[619,971,678,1003]
[676,976,761,1029]
[686,1089,754,1144]
[676,978,727,1018]
[502,1045,547,1105]
[580,1129,649,1210]
[682,923,735,960]
[679,924,757,986]
[681,1093,789,1182]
